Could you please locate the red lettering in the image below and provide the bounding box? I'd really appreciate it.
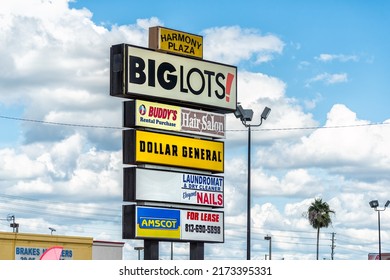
[217,193,223,206]
[148,106,178,121]
[186,211,199,220]
[200,213,220,222]
[197,192,223,206]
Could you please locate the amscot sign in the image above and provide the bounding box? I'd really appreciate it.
[123,100,226,138]
[123,130,224,173]
[110,44,237,112]
[123,205,224,243]
[123,167,224,208]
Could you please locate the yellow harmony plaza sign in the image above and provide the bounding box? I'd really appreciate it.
[149,26,203,59]
[123,130,224,173]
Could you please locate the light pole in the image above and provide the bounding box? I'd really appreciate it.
[7,215,19,233]
[234,104,271,260]
[49,227,56,235]
[369,200,390,260]
[264,235,272,260]
[134,246,144,260]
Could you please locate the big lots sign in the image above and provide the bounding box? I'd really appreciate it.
[110,44,237,112]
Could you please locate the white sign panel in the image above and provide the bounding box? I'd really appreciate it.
[181,209,224,242]
[124,167,224,208]
[111,44,237,112]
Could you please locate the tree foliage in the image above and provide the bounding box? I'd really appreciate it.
[307,198,335,259]
[308,198,335,229]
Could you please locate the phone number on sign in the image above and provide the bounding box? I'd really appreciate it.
[184,224,221,234]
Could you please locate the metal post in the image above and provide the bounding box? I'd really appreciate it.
[134,246,144,260]
[234,105,271,261]
[268,237,272,260]
[190,242,204,260]
[378,210,382,260]
[268,238,272,260]
[264,235,271,260]
[369,200,389,261]
[170,242,173,260]
[144,240,159,260]
[247,126,251,260]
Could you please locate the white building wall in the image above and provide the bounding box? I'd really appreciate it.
[92,240,124,260]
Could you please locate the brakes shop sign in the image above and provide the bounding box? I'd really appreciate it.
[110,44,237,112]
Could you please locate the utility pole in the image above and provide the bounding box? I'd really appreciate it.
[331,232,336,260]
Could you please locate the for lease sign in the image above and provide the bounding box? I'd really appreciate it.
[123,205,224,243]
[110,44,237,112]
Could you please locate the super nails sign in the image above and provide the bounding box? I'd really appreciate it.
[110,44,237,112]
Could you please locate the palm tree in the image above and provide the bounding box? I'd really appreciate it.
[307,198,335,260]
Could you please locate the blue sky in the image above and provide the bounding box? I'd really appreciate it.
[1,0,390,261]
[70,0,390,124]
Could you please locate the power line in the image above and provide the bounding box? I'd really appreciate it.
[1,114,390,132]
[0,115,122,130]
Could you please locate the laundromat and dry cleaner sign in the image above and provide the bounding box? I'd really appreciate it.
[123,205,224,243]
[123,100,226,138]
[123,167,224,208]
[110,44,237,112]
[123,130,224,173]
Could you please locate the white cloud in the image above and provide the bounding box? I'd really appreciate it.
[306,72,348,86]
[202,26,284,65]
[1,0,388,261]
[315,53,358,62]
[258,104,390,180]
[0,148,46,180]
[226,70,318,146]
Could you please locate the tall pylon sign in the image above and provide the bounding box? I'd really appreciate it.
[110,26,237,260]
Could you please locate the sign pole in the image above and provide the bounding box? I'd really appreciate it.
[144,240,159,260]
[189,242,204,260]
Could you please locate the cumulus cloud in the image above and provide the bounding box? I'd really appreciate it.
[225,70,318,146]
[1,0,388,261]
[202,26,284,65]
[258,104,390,180]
